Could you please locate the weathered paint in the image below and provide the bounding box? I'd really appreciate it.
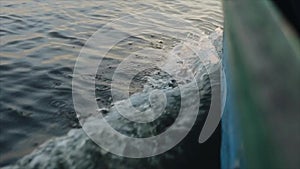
[222,0,300,168]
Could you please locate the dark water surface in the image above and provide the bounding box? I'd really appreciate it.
[0,0,223,166]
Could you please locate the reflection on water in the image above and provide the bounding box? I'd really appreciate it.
[0,0,223,166]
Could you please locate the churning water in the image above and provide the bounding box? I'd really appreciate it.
[0,0,223,166]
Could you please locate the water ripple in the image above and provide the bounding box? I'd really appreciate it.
[0,0,223,166]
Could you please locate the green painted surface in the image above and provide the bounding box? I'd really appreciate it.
[223,0,300,168]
